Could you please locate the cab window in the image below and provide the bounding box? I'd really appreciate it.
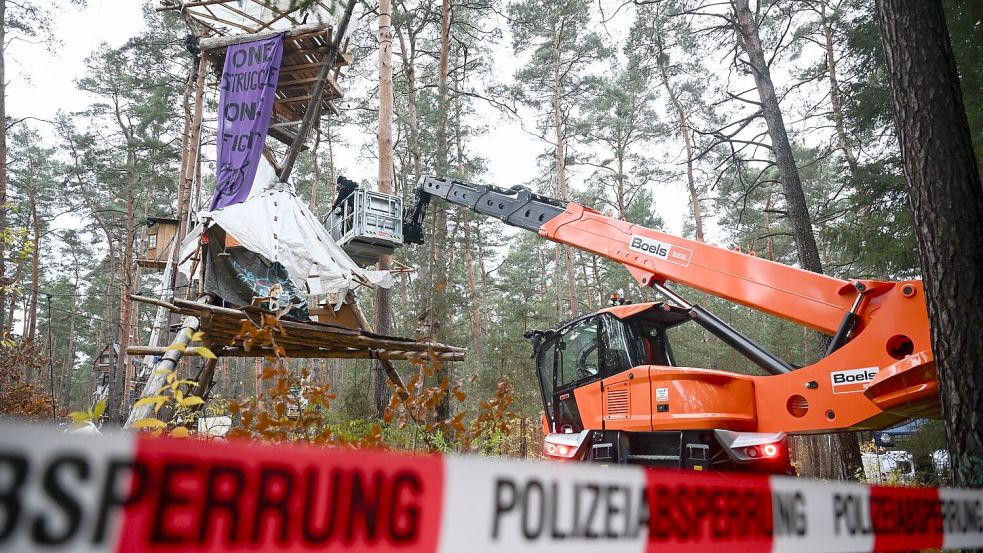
[600,315,634,376]
[537,338,556,403]
[630,321,675,366]
[557,317,600,389]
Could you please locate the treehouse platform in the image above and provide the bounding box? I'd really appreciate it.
[127,296,466,362]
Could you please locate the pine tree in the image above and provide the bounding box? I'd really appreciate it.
[876,0,983,488]
[508,0,609,318]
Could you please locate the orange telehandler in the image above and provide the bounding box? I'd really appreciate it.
[402,176,939,473]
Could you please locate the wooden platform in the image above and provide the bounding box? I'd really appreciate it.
[127,296,466,362]
[159,0,352,147]
[198,25,350,147]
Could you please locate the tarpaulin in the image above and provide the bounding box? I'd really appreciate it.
[199,180,394,303]
[182,158,394,305]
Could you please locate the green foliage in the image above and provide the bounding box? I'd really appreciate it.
[944,0,983,176]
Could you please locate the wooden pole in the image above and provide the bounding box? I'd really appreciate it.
[193,357,219,398]
[198,23,330,51]
[278,0,356,182]
[172,55,208,293]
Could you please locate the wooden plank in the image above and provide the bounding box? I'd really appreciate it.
[126,345,465,362]
[199,23,330,51]
[185,10,255,33]
[277,76,323,87]
[278,0,355,182]
[281,47,330,62]
[279,54,351,75]
[278,81,343,103]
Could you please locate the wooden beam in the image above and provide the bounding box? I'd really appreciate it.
[198,23,330,51]
[129,294,179,312]
[278,76,323,87]
[280,46,331,62]
[277,76,343,101]
[279,53,352,75]
[185,10,255,33]
[126,345,465,362]
[278,0,356,182]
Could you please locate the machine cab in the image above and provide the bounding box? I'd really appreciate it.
[527,302,691,433]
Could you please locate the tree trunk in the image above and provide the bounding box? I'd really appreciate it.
[25,165,39,346]
[436,0,451,177]
[876,0,983,488]
[655,35,703,240]
[394,16,422,181]
[733,0,823,275]
[456,91,483,358]
[373,0,395,418]
[819,0,859,172]
[733,0,863,479]
[475,221,490,322]
[3,259,21,336]
[172,55,207,292]
[108,151,137,425]
[60,277,79,410]
[431,0,452,422]
[591,255,603,308]
[552,37,579,316]
[0,0,8,331]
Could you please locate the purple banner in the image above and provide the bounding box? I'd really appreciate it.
[210,34,284,211]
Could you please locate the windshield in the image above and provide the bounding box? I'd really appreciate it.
[536,338,556,404]
[557,318,599,389]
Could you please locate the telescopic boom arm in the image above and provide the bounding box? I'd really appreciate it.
[407,176,863,333]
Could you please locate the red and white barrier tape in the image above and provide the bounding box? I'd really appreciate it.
[0,423,980,552]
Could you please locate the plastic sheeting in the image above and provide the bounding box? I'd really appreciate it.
[179,160,393,305]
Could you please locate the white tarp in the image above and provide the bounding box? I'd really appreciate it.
[180,159,393,303]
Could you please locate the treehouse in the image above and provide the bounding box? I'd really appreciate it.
[91,343,141,404]
[137,217,179,270]
[158,0,353,148]
[121,0,458,429]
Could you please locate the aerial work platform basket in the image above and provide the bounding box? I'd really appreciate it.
[324,187,403,267]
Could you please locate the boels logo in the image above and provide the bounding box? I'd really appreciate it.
[628,235,692,267]
[830,367,879,394]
